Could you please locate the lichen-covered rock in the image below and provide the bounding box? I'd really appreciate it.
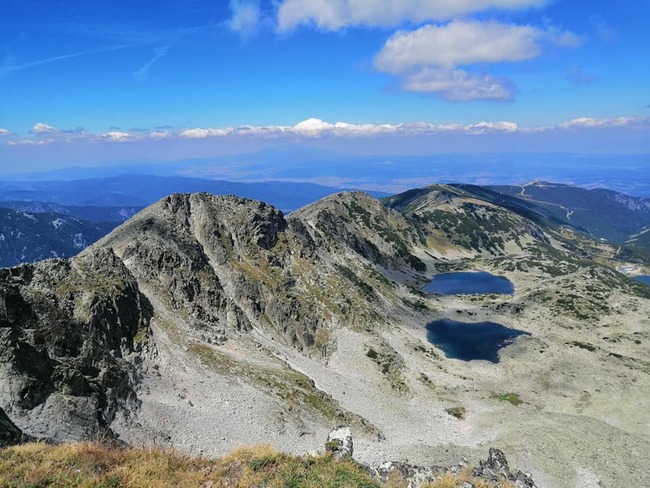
[0,247,152,441]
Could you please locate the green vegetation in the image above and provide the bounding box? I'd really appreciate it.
[490,392,523,406]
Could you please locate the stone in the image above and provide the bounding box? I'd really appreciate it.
[325,426,353,459]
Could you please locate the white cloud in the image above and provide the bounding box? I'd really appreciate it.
[4,116,646,149]
[375,21,542,73]
[375,20,581,73]
[8,138,56,146]
[31,122,59,134]
[277,0,547,31]
[466,121,520,133]
[373,20,581,100]
[150,129,172,139]
[175,116,649,140]
[101,131,137,142]
[402,68,514,101]
[558,116,648,129]
[0,128,11,136]
[229,0,262,38]
[180,127,234,138]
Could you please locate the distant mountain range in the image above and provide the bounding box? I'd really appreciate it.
[0,208,115,267]
[1,178,649,268]
[0,175,368,211]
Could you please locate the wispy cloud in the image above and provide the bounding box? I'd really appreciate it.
[0,45,134,79]
[228,0,263,38]
[591,15,616,42]
[567,68,597,85]
[0,128,11,137]
[133,45,173,82]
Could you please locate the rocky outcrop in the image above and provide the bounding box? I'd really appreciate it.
[472,448,537,488]
[0,407,24,447]
[324,428,538,488]
[0,247,152,441]
[373,448,538,488]
[325,426,353,459]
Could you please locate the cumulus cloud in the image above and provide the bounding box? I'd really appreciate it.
[375,21,542,72]
[276,0,547,31]
[373,20,581,101]
[31,122,59,134]
[0,128,11,136]
[401,68,515,101]
[229,0,262,38]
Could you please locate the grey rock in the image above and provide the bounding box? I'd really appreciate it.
[0,247,153,441]
[0,406,24,446]
[326,426,353,459]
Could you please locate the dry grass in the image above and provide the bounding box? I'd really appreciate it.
[420,466,515,488]
[0,442,379,488]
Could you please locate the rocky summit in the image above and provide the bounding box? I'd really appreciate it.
[1,189,649,487]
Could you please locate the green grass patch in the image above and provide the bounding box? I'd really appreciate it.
[491,392,523,406]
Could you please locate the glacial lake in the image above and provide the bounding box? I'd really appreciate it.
[423,271,514,295]
[634,275,650,285]
[425,319,529,363]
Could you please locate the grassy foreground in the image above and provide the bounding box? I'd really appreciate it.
[0,442,513,488]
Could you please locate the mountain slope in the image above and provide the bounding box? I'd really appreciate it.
[0,208,116,267]
[490,181,650,243]
[0,201,141,223]
[0,190,648,487]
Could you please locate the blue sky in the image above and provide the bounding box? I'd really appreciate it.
[0,0,649,174]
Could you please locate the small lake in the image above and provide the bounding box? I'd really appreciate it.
[423,271,514,295]
[634,275,650,285]
[426,319,529,363]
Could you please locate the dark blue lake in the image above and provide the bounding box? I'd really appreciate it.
[634,275,650,285]
[425,319,529,363]
[423,271,514,295]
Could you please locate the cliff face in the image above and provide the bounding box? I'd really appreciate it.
[0,247,152,440]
